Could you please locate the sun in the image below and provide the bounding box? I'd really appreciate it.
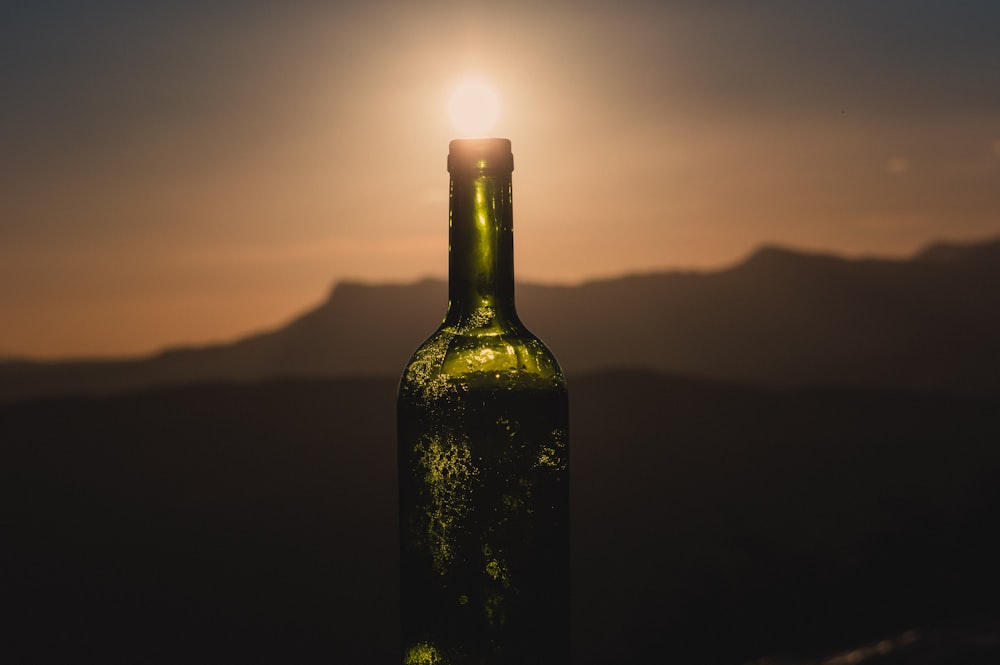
[447,80,500,137]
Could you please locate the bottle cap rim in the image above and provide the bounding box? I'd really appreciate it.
[448,138,514,174]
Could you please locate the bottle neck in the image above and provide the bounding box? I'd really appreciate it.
[445,142,517,327]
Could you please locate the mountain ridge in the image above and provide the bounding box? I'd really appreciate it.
[2,235,998,401]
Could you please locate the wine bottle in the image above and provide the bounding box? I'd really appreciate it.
[397,138,570,665]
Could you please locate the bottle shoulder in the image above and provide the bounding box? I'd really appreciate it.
[399,317,565,398]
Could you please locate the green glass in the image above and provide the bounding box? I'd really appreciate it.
[397,139,570,665]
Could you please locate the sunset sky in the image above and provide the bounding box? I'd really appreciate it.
[2,0,999,358]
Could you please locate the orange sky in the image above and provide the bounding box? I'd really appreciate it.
[2,1,999,358]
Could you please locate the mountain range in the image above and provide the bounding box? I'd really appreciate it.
[2,235,998,401]
[4,237,1000,663]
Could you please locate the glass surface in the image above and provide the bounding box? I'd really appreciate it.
[397,139,570,665]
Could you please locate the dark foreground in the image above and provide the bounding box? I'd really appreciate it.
[2,371,999,664]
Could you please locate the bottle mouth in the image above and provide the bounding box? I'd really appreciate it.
[448,138,514,174]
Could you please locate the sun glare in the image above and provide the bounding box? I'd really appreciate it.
[448,80,500,137]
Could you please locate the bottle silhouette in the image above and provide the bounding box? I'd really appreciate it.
[397,139,570,665]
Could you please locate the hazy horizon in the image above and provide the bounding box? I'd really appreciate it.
[3,1,1000,357]
[3,232,997,370]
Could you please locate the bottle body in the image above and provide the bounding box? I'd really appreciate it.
[397,139,570,665]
